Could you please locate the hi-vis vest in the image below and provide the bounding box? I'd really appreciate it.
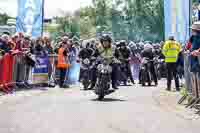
[57,47,70,69]
[162,40,181,63]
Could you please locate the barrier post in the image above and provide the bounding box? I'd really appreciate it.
[184,52,192,93]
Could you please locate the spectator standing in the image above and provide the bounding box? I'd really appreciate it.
[44,37,54,54]
[0,34,12,53]
[34,37,45,56]
[190,22,200,71]
[15,32,24,51]
[185,36,193,51]
[23,34,31,49]
[162,36,181,91]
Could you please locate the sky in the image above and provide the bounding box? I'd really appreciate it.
[0,0,92,18]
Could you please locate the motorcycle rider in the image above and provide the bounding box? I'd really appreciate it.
[129,41,141,82]
[89,34,120,90]
[78,40,95,87]
[116,41,121,49]
[153,43,165,59]
[118,40,135,85]
[140,43,158,86]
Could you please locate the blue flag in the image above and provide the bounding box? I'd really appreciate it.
[16,0,44,37]
[164,0,190,43]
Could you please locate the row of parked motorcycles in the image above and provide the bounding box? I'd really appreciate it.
[80,56,167,101]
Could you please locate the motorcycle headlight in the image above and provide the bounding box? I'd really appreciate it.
[83,59,90,65]
[142,59,147,64]
[101,69,105,73]
[141,66,145,70]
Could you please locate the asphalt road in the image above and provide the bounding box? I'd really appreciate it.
[0,82,199,133]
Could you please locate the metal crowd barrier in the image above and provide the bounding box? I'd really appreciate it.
[0,52,80,94]
[182,52,200,109]
[183,52,192,93]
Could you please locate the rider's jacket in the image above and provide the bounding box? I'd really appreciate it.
[97,44,119,61]
[118,47,131,60]
[154,49,165,59]
[141,49,155,60]
[78,48,94,59]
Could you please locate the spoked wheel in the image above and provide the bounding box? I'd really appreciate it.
[141,70,146,86]
[98,95,104,101]
[157,69,162,80]
[98,85,106,101]
[82,78,90,90]
[97,76,107,101]
[82,71,90,90]
[147,71,152,86]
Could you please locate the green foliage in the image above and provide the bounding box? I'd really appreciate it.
[0,13,10,25]
[55,0,165,41]
[180,88,189,97]
[193,0,199,3]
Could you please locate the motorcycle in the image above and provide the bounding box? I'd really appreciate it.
[94,57,118,100]
[119,58,131,85]
[80,57,96,90]
[156,58,166,80]
[140,57,153,86]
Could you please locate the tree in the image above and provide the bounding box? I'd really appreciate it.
[54,0,165,42]
[0,13,10,25]
[56,12,71,33]
[119,0,164,41]
[80,17,96,39]
[93,0,112,32]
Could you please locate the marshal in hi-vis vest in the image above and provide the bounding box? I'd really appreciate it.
[162,40,181,63]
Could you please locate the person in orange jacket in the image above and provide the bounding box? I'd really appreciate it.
[57,36,71,88]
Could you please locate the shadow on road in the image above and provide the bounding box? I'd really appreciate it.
[0,84,49,96]
[91,98,126,102]
[119,85,132,87]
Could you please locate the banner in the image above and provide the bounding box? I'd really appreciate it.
[16,0,44,37]
[164,0,190,43]
[32,55,49,84]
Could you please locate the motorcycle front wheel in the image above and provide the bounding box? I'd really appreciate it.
[157,69,161,80]
[140,69,146,86]
[82,79,90,90]
[147,71,152,86]
[98,95,104,101]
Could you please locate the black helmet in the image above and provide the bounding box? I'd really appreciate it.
[116,42,121,48]
[169,36,175,41]
[100,34,112,44]
[119,40,126,46]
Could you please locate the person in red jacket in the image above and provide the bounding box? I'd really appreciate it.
[185,36,193,50]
